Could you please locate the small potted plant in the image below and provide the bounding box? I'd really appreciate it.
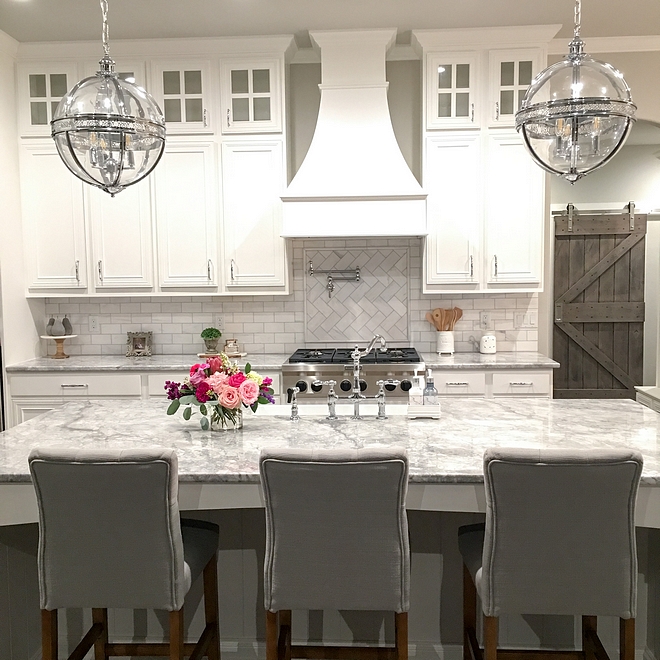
[200,327,222,354]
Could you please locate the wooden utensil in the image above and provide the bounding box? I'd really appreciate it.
[426,311,438,330]
[452,307,463,330]
[432,308,443,331]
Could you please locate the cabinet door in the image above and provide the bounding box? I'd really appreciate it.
[17,62,79,136]
[488,49,542,127]
[20,141,88,290]
[484,131,544,287]
[220,59,282,134]
[424,133,481,292]
[426,53,478,129]
[154,140,219,288]
[221,140,288,290]
[88,181,154,289]
[151,60,213,134]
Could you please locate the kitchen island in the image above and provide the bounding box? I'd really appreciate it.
[1,397,659,527]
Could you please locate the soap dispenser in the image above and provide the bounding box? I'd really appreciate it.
[409,369,424,406]
[423,369,438,405]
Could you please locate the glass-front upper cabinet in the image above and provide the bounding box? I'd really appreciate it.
[17,63,79,136]
[488,49,542,127]
[150,60,213,134]
[220,59,282,133]
[426,53,478,129]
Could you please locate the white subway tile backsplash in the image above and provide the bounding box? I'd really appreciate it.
[45,238,539,356]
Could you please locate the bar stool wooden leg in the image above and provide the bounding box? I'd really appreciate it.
[620,618,634,660]
[92,608,108,660]
[582,616,597,657]
[483,616,498,660]
[279,610,292,660]
[169,608,185,660]
[463,564,477,660]
[204,553,221,660]
[395,612,408,660]
[41,609,58,660]
[266,610,279,660]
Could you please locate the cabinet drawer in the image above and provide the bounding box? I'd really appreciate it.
[9,374,141,397]
[492,371,551,396]
[435,372,486,396]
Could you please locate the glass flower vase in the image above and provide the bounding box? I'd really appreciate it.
[209,408,243,431]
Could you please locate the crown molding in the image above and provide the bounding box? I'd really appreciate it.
[549,35,660,55]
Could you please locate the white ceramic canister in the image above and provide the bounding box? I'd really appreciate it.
[479,333,497,354]
[436,331,454,355]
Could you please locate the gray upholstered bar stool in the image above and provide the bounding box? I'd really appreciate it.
[458,448,643,660]
[259,447,410,660]
[29,447,221,660]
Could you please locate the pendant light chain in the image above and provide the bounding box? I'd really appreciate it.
[100,0,110,58]
[573,0,581,39]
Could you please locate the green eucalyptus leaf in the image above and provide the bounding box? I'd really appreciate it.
[245,362,251,374]
[167,399,180,415]
[183,407,192,421]
[200,417,209,431]
[179,394,197,405]
[200,404,207,416]
[251,402,258,413]
[258,396,269,405]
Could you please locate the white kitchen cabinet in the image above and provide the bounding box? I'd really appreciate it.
[424,132,481,290]
[425,53,479,130]
[484,130,544,288]
[432,369,553,399]
[17,62,79,136]
[20,140,88,291]
[151,60,213,134]
[8,373,142,427]
[492,371,551,396]
[88,181,154,289]
[221,140,289,291]
[154,139,219,289]
[487,49,541,127]
[220,58,283,134]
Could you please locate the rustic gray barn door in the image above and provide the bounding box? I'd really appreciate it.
[553,204,646,399]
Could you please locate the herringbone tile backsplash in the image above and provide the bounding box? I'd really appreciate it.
[45,238,539,356]
[305,248,409,343]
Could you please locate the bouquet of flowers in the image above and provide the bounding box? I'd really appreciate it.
[165,353,275,430]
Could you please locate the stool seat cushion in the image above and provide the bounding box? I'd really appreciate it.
[181,518,220,588]
[457,522,485,596]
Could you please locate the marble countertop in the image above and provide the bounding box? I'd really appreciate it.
[421,351,558,370]
[1,398,658,485]
[6,352,557,372]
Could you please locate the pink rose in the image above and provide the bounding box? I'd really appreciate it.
[228,372,246,388]
[208,357,223,374]
[207,372,229,394]
[217,385,241,409]
[239,378,260,405]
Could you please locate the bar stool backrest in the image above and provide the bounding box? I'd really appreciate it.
[481,448,643,618]
[260,447,410,613]
[29,447,187,611]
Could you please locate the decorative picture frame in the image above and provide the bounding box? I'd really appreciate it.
[126,331,153,357]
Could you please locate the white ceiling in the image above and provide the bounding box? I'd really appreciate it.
[0,0,658,45]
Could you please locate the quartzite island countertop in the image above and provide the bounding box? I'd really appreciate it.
[6,351,558,372]
[1,398,659,528]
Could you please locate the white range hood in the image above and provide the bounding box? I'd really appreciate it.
[281,29,427,238]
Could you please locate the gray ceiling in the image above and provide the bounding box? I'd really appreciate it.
[0,0,658,44]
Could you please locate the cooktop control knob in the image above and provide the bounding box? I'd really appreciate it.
[359,380,368,392]
[295,380,308,393]
[384,382,397,392]
[400,379,412,392]
[340,379,352,392]
[311,381,323,393]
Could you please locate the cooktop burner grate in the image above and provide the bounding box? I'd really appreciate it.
[288,347,422,364]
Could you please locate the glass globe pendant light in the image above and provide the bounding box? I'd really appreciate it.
[515,0,636,183]
[51,0,166,196]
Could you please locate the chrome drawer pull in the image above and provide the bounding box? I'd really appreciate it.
[510,382,533,386]
[447,382,469,386]
[60,384,88,388]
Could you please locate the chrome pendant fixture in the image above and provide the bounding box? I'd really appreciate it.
[51,0,166,196]
[515,0,636,183]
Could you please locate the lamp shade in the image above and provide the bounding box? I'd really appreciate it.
[515,44,636,183]
[51,57,166,196]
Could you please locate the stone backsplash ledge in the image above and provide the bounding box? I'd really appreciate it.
[43,239,539,357]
